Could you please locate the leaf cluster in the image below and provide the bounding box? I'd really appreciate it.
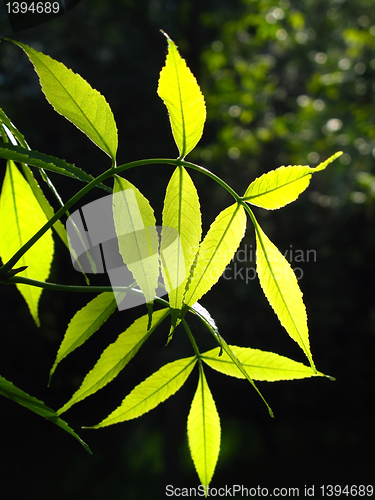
[0,33,340,488]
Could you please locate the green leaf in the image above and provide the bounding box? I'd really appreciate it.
[90,356,197,428]
[57,308,169,415]
[191,315,273,417]
[20,164,69,247]
[11,40,118,161]
[0,111,94,282]
[50,292,123,382]
[0,374,91,454]
[252,213,315,370]
[184,203,246,307]
[187,367,220,490]
[0,161,54,326]
[243,152,342,209]
[202,346,327,381]
[113,176,160,309]
[161,166,202,313]
[0,115,71,247]
[0,143,111,191]
[157,32,206,159]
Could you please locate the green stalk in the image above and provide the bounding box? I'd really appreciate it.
[182,318,201,360]
[0,158,242,275]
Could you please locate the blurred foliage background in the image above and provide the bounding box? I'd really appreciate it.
[0,0,374,498]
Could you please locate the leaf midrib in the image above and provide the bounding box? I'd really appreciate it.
[115,181,156,301]
[202,355,316,374]
[170,44,187,158]
[103,357,196,425]
[186,204,241,304]
[254,221,314,368]
[31,48,113,158]
[244,168,312,201]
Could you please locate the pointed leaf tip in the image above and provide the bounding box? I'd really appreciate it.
[11,40,118,160]
[243,151,343,210]
[157,34,206,158]
[91,356,196,427]
[253,215,315,370]
[0,161,54,326]
[187,369,221,488]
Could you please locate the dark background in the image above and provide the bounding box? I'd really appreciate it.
[0,0,374,498]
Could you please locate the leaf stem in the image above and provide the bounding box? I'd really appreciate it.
[182,318,201,360]
[0,158,241,275]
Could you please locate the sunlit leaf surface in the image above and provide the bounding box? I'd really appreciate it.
[187,368,220,489]
[157,33,206,158]
[0,161,54,325]
[12,41,118,160]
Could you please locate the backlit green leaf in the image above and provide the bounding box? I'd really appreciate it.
[252,214,315,370]
[0,161,54,326]
[0,374,91,453]
[161,166,202,312]
[90,356,197,428]
[20,164,69,248]
[57,308,169,415]
[243,152,342,209]
[187,367,220,489]
[184,203,246,307]
[50,292,124,381]
[0,143,111,191]
[113,176,160,312]
[0,115,70,246]
[202,346,327,381]
[12,40,118,161]
[186,312,273,417]
[157,32,206,159]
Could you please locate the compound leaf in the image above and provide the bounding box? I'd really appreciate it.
[11,40,118,161]
[0,374,91,454]
[157,32,206,159]
[50,292,123,382]
[90,356,197,428]
[0,161,54,326]
[187,367,220,490]
[184,203,246,307]
[202,346,328,381]
[252,214,315,370]
[57,308,169,415]
[243,152,342,210]
[161,166,202,312]
[113,176,160,316]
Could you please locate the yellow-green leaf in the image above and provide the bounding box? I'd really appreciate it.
[50,292,123,381]
[90,356,197,428]
[157,32,206,159]
[57,308,169,415]
[202,346,327,381]
[184,203,246,307]
[187,368,220,490]
[11,40,118,161]
[243,152,342,209]
[113,176,160,307]
[253,214,315,370]
[0,161,54,326]
[161,166,202,310]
